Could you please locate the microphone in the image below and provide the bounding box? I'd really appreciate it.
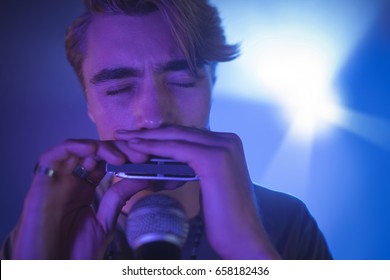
[126,194,189,259]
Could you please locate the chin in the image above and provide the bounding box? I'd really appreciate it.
[149,180,187,192]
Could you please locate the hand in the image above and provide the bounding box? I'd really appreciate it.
[12,139,150,259]
[115,126,281,259]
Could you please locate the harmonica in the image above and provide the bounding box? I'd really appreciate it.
[106,158,198,181]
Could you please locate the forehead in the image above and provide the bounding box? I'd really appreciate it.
[83,12,184,72]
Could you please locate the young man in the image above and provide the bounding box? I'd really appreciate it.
[1,0,332,259]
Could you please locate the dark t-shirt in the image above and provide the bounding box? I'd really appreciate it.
[254,185,332,259]
[102,184,332,260]
[1,178,332,259]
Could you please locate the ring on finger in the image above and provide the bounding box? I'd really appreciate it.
[72,165,97,186]
[34,163,55,177]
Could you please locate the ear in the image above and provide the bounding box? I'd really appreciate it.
[87,104,96,123]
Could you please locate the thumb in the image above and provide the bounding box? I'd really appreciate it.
[95,179,151,233]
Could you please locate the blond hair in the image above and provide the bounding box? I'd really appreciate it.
[65,0,239,90]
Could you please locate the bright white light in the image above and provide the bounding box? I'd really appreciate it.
[286,90,343,139]
[212,0,383,142]
[254,35,344,140]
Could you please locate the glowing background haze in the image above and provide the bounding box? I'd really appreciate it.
[0,0,389,259]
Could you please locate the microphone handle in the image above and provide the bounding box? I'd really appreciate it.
[135,241,181,260]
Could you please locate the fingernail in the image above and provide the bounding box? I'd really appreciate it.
[115,129,129,134]
[129,138,141,143]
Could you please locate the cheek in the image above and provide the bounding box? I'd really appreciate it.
[93,116,117,140]
[175,90,211,127]
[197,98,212,125]
[189,91,211,126]
[89,102,137,139]
[180,102,209,129]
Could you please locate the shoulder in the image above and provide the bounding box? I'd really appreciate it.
[253,184,332,259]
[253,184,309,218]
[253,185,311,239]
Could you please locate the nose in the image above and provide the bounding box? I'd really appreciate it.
[134,78,176,129]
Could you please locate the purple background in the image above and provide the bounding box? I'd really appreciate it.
[1,0,389,259]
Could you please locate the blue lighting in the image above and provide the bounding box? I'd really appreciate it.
[211,0,390,259]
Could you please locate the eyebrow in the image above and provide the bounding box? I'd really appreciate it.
[155,59,191,73]
[90,59,196,85]
[91,67,142,84]
[156,59,205,79]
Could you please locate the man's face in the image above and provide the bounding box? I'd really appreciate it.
[82,12,213,140]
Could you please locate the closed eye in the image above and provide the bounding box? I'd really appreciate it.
[106,85,135,96]
[168,81,196,88]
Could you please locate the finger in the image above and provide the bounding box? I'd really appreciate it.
[39,140,130,169]
[78,158,106,186]
[81,156,98,171]
[39,139,98,167]
[95,141,128,165]
[126,137,249,186]
[31,139,145,199]
[112,140,149,163]
[114,126,235,148]
[126,138,224,175]
[77,140,149,188]
[96,179,152,232]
